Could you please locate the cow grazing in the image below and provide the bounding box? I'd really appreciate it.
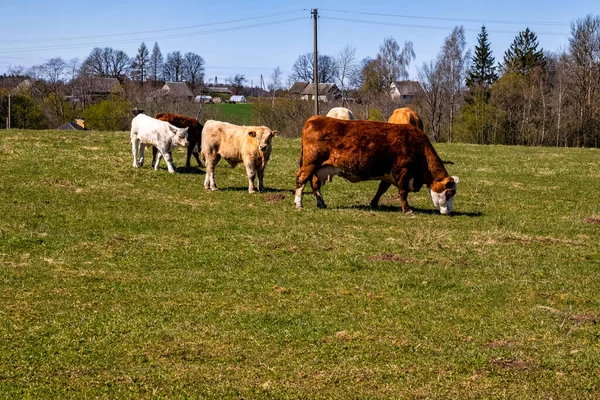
[388,107,424,131]
[201,120,277,193]
[154,113,203,168]
[326,107,356,120]
[295,116,459,214]
[130,113,189,173]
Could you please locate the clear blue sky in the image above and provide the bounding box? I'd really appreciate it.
[1,0,598,88]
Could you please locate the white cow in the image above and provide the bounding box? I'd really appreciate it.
[201,120,277,193]
[130,113,189,173]
[326,107,356,120]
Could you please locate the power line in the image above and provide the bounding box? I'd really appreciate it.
[0,10,306,45]
[319,8,570,26]
[0,17,307,54]
[321,16,569,36]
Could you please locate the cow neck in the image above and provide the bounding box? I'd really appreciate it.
[423,140,449,184]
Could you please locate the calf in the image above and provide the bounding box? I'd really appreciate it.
[295,116,459,214]
[130,113,189,173]
[154,113,203,168]
[201,120,277,193]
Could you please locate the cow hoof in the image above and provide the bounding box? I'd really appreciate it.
[249,189,258,194]
[317,203,327,209]
[403,208,414,214]
[295,205,303,210]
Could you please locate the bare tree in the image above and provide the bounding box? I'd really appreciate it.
[148,42,163,85]
[417,58,445,142]
[81,47,130,80]
[335,45,357,105]
[226,74,246,95]
[182,52,205,92]
[566,14,600,147]
[290,52,338,83]
[268,67,283,108]
[163,51,184,82]
[131,42,150,83]
[439,26,470,142]
[376,37,416,89]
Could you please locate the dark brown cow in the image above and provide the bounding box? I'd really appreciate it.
[154,113,203,168]
[295,116,459,214]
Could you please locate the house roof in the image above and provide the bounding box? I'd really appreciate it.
[57,121,86,131]
[391,80,421,96]
[230,95,246,101]
[288,81,309,94]
[299,83,340,96]
[162,82,193,97]
[205,86,231,94]
[13,79,33,94]
[74,77,124,94]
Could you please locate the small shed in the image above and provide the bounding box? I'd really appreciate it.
[150,82,194,101]
[229,95,247,103]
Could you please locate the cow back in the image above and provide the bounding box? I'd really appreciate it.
[155,113,202,142]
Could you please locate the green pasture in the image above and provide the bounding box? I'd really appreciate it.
[1,129,599,398]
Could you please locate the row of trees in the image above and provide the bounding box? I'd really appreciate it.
[415,14,600,147]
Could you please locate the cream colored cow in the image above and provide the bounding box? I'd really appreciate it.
[201,120,277,193]
[326,107,356,120]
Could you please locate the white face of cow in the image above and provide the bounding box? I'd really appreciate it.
[248,127,277,152]
[428,176,459,214]
[170,126,189,147]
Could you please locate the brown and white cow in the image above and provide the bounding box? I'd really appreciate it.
[130,113,189,173]
[201,120,277,193]
[154,113,203,168]
[388,107,424,131]
[326,107,356,120]
[295,116,459,214]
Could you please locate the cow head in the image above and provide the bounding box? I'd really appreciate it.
[428,176,459,215]
[170,126,189,147]
[247,127,276,152]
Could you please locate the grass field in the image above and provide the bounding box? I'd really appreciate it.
[1,128,600,398]
[204,103,254,125]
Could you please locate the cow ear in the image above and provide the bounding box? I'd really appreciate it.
[452,176,459,184]
[272,130,278,137]
[247,131,256,138]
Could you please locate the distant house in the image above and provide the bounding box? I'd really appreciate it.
[289,81,341,102]
[72,77,125,102]
[204,86,232,95]
[150,82,193,101]
[57,119,86,131]
[12,79,34,94]
[195,95,213,103]
[229,95,247,103]
[390,80,421,101]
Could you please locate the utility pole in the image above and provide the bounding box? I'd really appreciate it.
[7,94,10,129]
[312,8,319,116]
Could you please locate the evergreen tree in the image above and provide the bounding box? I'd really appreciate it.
[467,25,498,88]
[131,42,150,83]
[502,27,545,75]
[148,42,163,85]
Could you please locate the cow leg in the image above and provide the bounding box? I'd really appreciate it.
[311,175,326,208]
[257,168,266,192]
[186,141,195,168]
[204,154,220,190]
[244,162,258,193]
[163,151,176,173]
[139,143,146,167]
[393,169,413,213]
[370,181,392,208]
[152,147,158,168]
[154,151,162,171]
[295,165,317,209]
[131,137,140,167]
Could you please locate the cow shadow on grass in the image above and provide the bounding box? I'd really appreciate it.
[340,204,482,217]
[174,166,205,174]
[212,186,293,194]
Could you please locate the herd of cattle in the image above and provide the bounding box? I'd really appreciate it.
[130,106,459,214]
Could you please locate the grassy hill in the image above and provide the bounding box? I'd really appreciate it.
[1,129,599,398]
